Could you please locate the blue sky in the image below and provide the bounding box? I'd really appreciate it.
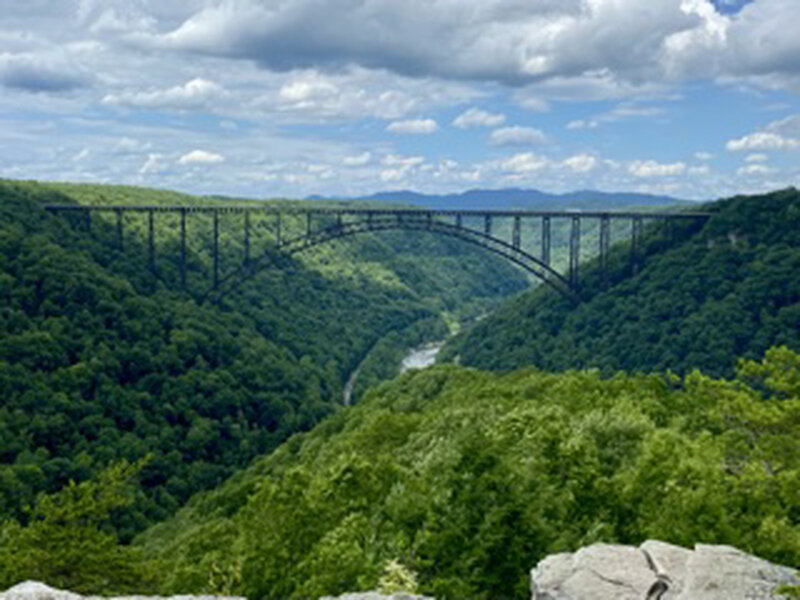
[1,0,799,201]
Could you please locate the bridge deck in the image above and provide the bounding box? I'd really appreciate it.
[44,204,714,219]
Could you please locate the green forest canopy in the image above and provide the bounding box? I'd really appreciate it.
[0,179,525,537]
[441,188,800,379]
[134,347,800,599]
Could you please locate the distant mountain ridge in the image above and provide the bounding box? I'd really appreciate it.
[308,188,696,210]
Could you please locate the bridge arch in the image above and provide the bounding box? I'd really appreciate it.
[208,213,577,303]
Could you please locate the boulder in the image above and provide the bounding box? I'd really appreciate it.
[0,582,428,600]
[319,594,432,600]
[0,581,243,600]
[531,541,800,600]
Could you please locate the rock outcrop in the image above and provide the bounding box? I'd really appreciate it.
[0,583,430,600]
[319,594,432,600]
[531,541,799,600]
[0,581,243,600]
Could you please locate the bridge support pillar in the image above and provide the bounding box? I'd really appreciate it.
[541,216,551,266]
[84,209,91,232]
[148,210,155,276]
[631,216,643,275]
[116,208,124,251]
[569,216,581,288]
[180,208,187,288]
[455,213,462,229]
[244,211,250,268]
[213,210,220,289]
[512,216,521,250]
[484,214,492,236]
[600,214,610,284]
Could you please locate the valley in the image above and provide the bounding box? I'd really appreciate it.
[0,181,799,599]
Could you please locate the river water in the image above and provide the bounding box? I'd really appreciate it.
[343,340,445,405]
[399,341,444,373]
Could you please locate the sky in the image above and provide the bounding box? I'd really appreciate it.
[1,0,799,201]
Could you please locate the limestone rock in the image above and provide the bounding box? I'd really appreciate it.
[0,581,244,600]
[319,594,433,600]
[0,582,82,600]
[531,541,799,600]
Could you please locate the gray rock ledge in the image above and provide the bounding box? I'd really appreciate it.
[531,540,800,600]
[320,593,432,600]
[0,581,243,600]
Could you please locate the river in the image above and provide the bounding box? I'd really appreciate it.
[342,340,445,405]
[399,341,445,373]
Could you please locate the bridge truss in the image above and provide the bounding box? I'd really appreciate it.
[45,205,712,301]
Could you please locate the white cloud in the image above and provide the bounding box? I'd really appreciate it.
[279,78,337,104]
[71,147,90,162]
[737,163,776,176]
[381,154,424,167]
[694,151,714,160]
[688,165,711,176]
[629,160,687,177]
[489,126,547,146]
[103,78,225,110]
[342,152,372,167]
[516,96,550,112]
[139,153,165,174]
[726,131,800,151]
[566,120,598,130]
[0,51,91,92]
[178,149,224,165]
[386,118,439,134]
[380,169,406,182]
[499,152,549,173]
[745,153,768,162]
[452,107,506,129]
[562,153,597,172]
[140,0,738,88]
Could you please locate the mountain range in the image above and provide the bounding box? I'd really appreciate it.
[307,188,698,210]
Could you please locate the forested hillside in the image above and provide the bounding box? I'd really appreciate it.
[130,347,800,599]
[0,179,526,537]
[442,188,800,378]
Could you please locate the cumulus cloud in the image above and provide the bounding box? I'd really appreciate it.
[499,152,549,173]
[381,154,424,167]
[178,149,224,165]
[489,126,547,146]
[737,163,776,175]
[629,160,687,177]
[453,107,506,129]
[386,118,438,134]
[342,152,372,167]
[139,153,165,174]
[726,132,800,151]
[103,78,225,110]
[0,51,90,92]
[135,0,739,88]
[745,153,768,162]
[562,154,597,172]
[694,151,714,160]
[688,165,711,176]
[566,120,598,130]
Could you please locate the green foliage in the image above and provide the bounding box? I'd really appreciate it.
[442,188,800,378]
[378,559,419,594]
[0,461,156,594]
[140,347,800,599]
[0,179,526,539]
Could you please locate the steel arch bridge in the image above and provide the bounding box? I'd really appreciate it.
[45,204,712,302]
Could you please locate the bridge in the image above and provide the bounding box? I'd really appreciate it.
[44,204,713,301]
